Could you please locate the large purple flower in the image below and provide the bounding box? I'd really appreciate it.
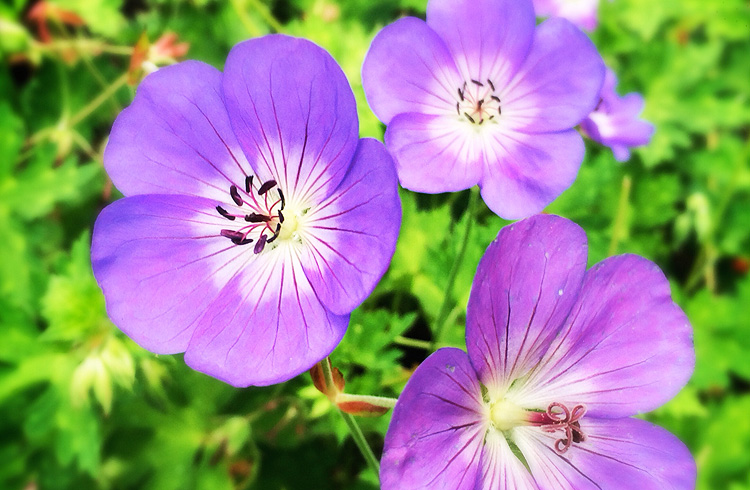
[533,0,601,31]
[362,0,605,219]
[581,67,655,162]
[91,35,401,387]
[381,215,695,489]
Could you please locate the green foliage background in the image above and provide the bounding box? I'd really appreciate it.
[1,0,748,488]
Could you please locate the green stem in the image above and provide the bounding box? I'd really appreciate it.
[318,358,381,478]
[246,0,285,32]
[432,188,479,349]
[608,174,632,256]
[69,73,128,127]
[336,393,397,410]
[340,411,381,476]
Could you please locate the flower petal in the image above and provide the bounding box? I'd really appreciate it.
[513,418,696,489]
[184,246,348,387]
[104,61,251,200]
[384,112,485,193]
[362,17,462,124]
[222,35,358,205]
[426,0,535,87]
[518,255,695,417]
[476,430,539,489]
[480,127,584,220]
[300,138,401,315]
[466,215,588,395]
[381,348,486,490]
[533,0,601,31]
[501,18,604,134]
[91,194,246,354]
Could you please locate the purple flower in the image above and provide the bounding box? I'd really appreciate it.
[533,0,601,31]
[91,35,401,387]
[581,67,655,162]
[362,0,605,220]
[381,215,695,489]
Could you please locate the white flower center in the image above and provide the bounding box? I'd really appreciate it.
[489,399,529,432]
[455,78,502,126]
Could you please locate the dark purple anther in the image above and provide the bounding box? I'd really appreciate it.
[487,79,495,91]
[230,185,243,206]
[266,223,282,244]
[245,175,254,193]
[471,79,483,87]
[216,206,235,221]
[254,234,267,254]
[245,213,271,223]
[277,188,285,210]
[258,180,277,195]
[464,112,475,124]
[278,210,285,223]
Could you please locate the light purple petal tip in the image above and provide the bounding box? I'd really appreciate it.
[515,417,696,489]
[91,194,245,354]
[184,253,349,387]
[362,17,462,125]
[222,34,358,205]
[479,128,585,220]
[502,18,605,133]
[104,61,252,200]
[466,214,588,393]
[520,254,695,417]
[384,112,485,193]
[301,138,401,315]
[427,0,536,87]
[381,348,486,490]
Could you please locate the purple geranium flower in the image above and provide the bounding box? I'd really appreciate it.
[533,0,601,31]
[381,215,695,489]
[91,35,401,387]
[362,0,605,219]
[581,67,655,162]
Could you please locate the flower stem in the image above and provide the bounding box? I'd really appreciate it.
[318,358,381,478]
[432,187,479,350]
[336,393,397,410]
[339,411,381,476]
[608,174,632,256]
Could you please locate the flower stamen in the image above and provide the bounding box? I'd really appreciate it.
[216,176,290,253]
[455,78,502,125]
[529,402,587,454]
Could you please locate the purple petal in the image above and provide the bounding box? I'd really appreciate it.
[222,35,358,205]
[104,61,251,200]
[466,215,588,395]
[362,17,462,125]
[426,0,535,88]
[184,250,348,387]
[91,194,247,353]
[300,138,401,315]
[384,112,485,193]
[514,417,696,489]
[476,430,539,489]
[580,69,654,162]
[517,255,695,417]
[381,348,487,490]
[501,18,604,133]
[478,128,585,220]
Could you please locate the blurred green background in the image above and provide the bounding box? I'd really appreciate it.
[1,0,749,488]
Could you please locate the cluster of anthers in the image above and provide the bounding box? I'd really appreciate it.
[456,78,502,125]
[529,402,587,454]
[215,175,286,254]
